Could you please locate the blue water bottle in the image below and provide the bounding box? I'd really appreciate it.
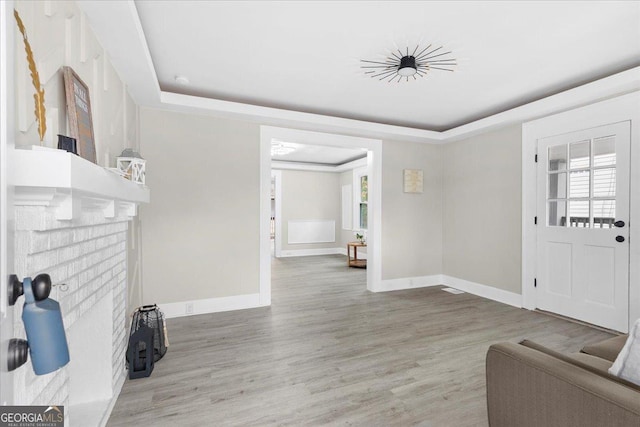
[21,276,70,375]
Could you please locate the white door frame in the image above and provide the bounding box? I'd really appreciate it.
[271,169,282,258]
[522,91,640,330]
[260,126,382,305]
[0,0,15,404]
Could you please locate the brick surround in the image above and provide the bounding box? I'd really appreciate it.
[12,205,129,423]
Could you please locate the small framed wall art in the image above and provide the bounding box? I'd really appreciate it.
[63,66,96,163]
[403,169,423,193]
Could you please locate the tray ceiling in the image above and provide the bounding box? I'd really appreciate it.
[135,1,640,131]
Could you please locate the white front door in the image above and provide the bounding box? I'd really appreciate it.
[536,121,630,332]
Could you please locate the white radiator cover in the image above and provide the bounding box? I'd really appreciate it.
[287,219,336,244]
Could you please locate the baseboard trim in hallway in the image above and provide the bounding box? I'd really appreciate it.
[279,247,345,257]
[160,293,262,319]
[161,272,523,319]
[160,251,523,319]
[442,275,522,308]
[375,274,443,292]
[376,274,522,308]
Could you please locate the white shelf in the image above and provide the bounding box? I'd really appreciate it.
[11,147,150,220]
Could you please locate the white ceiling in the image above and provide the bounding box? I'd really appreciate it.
[134,1,640,132]
[271,142,366,165]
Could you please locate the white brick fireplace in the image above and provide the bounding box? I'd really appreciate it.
[10,148,149,426]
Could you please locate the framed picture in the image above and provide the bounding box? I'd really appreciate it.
[63,66,96,163]
[403,169,424,193]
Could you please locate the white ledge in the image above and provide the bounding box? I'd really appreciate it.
[11,147,150,220]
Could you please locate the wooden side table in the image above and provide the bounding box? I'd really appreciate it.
[347,241,367,268]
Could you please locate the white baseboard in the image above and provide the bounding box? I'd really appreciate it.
[369,274,522,308]
[278,247,369,259]
[336,247,368,259]
[159,293,262,319]
[158,276,521,319]
[373,274,444,292]
[442,275,522,308]
[279,247,344,257]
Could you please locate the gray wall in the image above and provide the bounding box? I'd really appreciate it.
[139,107,260,303]
[442,125,522,293]
[381,140,443,279]
[280,170,341,251]
[139,106,522,305]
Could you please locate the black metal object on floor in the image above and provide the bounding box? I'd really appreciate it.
[126,304,168,379]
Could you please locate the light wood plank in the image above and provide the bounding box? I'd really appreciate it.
[108,255,613,426]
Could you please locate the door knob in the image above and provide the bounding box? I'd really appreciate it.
[614,220,625,228]
[616,236,625,243]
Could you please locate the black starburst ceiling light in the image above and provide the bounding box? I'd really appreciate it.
[361,44,457,82]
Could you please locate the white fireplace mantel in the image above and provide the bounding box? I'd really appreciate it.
[11,147,150,220]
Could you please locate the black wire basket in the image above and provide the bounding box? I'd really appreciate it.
[127,304,168,363]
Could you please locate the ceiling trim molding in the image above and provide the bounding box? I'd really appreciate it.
[159,91,443,143]
[441,67,640,142]
[272,157,368,173]
[79,1,640,145]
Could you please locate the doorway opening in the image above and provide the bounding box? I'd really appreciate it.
[259,127,383,306]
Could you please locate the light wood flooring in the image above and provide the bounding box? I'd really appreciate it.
[107,255,614,426]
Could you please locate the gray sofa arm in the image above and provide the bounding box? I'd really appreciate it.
[486,342,640,427]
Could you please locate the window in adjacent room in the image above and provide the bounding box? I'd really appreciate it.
[353,166,368,230]
[359,175,368,229]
